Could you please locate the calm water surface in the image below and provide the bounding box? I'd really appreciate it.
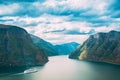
[0,55,120,80]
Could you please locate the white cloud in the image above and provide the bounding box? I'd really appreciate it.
[95,23,120,32]
[0,3,20,15]
[1,13,120,44]
[21,14,92,44]
[32,0,112,16]
[0,0,119,44]
[31,32,89,44]
[43,0,58,8]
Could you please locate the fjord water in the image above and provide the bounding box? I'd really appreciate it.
[0,55,120,80]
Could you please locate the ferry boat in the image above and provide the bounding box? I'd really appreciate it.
[24,68,38,74]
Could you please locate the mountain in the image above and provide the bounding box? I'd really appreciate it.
[69,30,120,65]
[0,24,48,72]
[55,42,79,55]
[30,35,79,55]
[30,35,58,56]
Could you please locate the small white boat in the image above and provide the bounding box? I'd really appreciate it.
[24,68,38,74]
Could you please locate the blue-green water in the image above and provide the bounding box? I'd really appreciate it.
[0,55,120,80]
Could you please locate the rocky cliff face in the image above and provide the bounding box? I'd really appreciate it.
[55,42,79,55]
[69,31,120,65]
[30,34,58,56]
[0,24,48,72]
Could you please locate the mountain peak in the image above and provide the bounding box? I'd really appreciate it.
[69,30,120,65]
[0,24,48,72]
[109,30,120,33]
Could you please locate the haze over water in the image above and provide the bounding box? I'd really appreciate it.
[0,55,120,80]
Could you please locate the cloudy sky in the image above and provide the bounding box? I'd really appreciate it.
[0,0,120,44]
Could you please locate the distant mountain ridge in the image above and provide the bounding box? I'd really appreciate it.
[30,34,58,56]
[31,34,80,55]
[69,30,120,65]
[55,42,79,55]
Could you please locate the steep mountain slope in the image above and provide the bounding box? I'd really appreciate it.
[55,42,79,55]
[30,35,58,56]
[30,34,79,55]
[69,31,120,65]
[0,24,48,72]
